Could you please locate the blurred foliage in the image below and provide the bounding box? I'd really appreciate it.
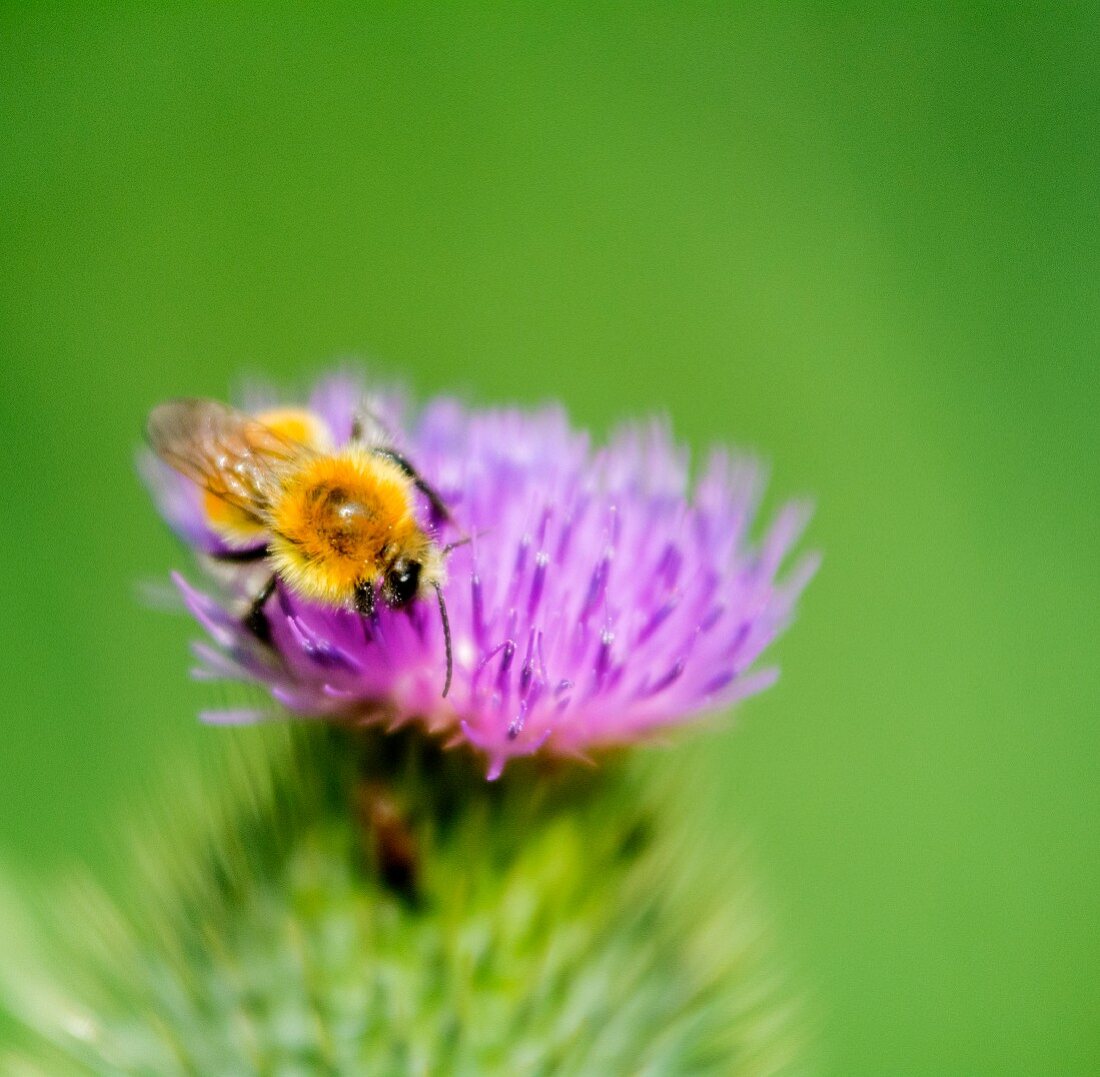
[0,7,1096,1075]
[1,727,803,1074]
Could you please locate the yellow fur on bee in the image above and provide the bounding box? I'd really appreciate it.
[267,449,429,607]
[203,489,268,543]
[203,408,332,544]
[254,408,332,452]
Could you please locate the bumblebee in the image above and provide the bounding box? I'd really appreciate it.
[147,399,454,696]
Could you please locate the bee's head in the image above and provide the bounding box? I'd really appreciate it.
[381,557,422,610]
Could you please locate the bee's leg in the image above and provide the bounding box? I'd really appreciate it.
[206,546,277,642]
[371,447,452,525]
[245,574,278,643]
[209,544,270,564]
[354,579,376,618]
[354,579,377,644]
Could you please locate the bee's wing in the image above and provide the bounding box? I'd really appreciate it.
[146,398,309,519]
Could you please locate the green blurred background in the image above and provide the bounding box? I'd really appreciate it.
[1,7,1097,1074]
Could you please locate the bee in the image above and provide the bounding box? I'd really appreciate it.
[147,398,454,696]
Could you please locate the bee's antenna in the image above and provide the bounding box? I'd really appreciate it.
[441,529,490,557]
[442,536,472,557]
[432,581,453,699]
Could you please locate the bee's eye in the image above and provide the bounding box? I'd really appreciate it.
[382,560,421,609]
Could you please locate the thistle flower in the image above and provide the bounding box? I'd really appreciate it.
[0,372,817,1072]
[146,374,816,778]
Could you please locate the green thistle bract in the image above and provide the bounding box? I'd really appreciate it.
[1,727,805,1074]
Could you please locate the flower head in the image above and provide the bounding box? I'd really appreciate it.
[145,373,816,778]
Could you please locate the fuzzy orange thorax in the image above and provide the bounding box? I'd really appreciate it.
[267,449,425,606]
